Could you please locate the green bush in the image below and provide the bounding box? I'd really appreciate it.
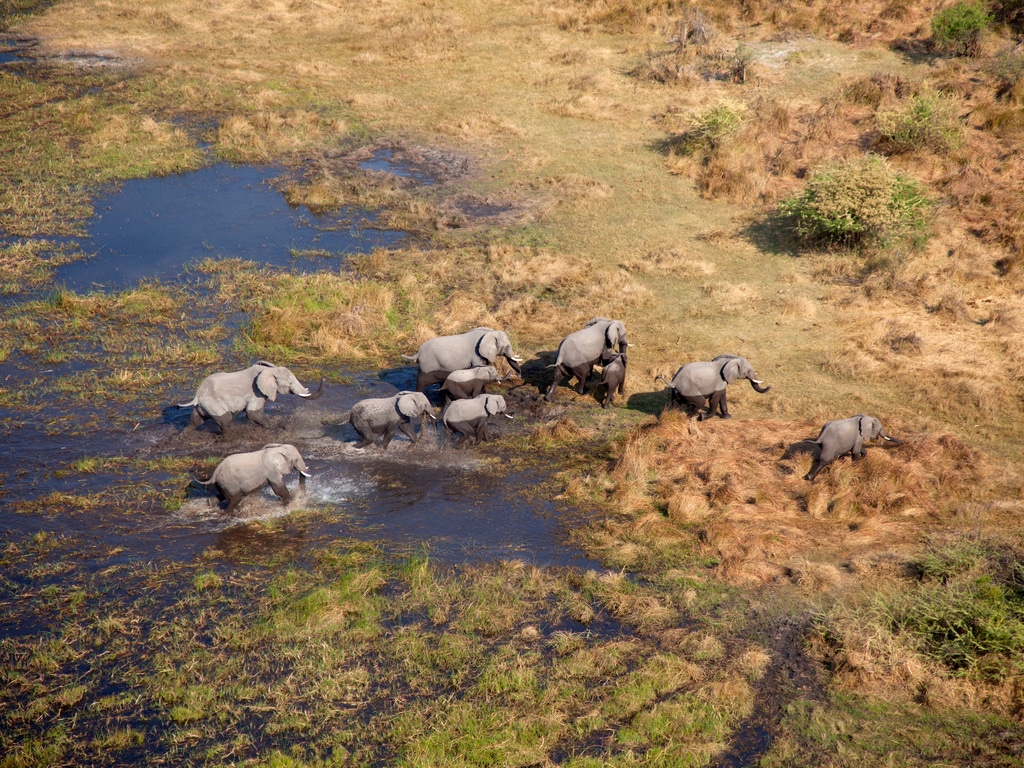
[675,101,746,155]
[932,1,993,57]
[876,91,964,153]
[779,154,930,248]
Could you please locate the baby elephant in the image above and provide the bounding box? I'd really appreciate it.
[600,352,627,409]
[333,391,435,450]
[440,365,505,401]
[442,394,512,447]
[200,443,310,515]
[179,361,323,433]
[805,415,904,481]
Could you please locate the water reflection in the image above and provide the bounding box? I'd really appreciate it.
[56,163,405,291]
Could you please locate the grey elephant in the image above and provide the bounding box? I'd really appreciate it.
[401,327,524,391]
[332,391,436,449]
[600,351,627,409]
[804,415,904,481]
[656,354,769,419]
[179,361,323,432]
[442,394,512,447]
[545,317,629,402]
[440,365,509,401]
[199,443,310,514]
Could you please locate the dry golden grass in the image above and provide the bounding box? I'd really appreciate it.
[598,410,1020,586]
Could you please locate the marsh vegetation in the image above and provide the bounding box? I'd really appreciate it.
[2,0,1024,765]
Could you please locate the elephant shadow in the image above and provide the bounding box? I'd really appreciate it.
[625,390,670,416]
[781,440,821,461]
[162,404,195,430]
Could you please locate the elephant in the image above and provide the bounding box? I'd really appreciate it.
[545,317,629,402]
[440,365,508,401]
[804,415,904,481]
[442,394,512,447]
[656,354,769,419]
[179,361,323,433]
[600,351,627,409]
[198,443,310,514]
[332,391,436,449]
[401,327,524,392]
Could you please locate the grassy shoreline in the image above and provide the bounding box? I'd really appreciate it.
[3,0,1024,764]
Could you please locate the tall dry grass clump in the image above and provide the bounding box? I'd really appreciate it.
[598,410,1015,586]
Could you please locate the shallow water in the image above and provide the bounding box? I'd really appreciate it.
[56,163,405,291]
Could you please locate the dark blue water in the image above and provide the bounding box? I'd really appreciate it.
[55,164,405,291]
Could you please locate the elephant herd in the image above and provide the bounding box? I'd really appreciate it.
[177,320,903,514]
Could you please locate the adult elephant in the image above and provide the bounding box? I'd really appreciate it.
[442,394,512,447]
[545,317,628,402]
[198,443,310,514]
[331,391,436,450]
[402,327,524,392]
[179,361,323,433]
[656,354,769,419]
[804,415,904,481]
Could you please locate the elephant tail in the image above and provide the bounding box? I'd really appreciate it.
[401,352,419,363]
[654,375,673,387]
[322,410,352,426]
[178,396,199,408]
[191,471,216,486]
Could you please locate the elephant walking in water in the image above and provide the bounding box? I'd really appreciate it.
[402,327,523,392]
[199,443,310,514]
[179,361,322,433]
[441,394,512,447]
[656,354,769,419]
[440,365,508,402]
[331,391,436,450]
[804,415,904,481]
[545,317,628,402]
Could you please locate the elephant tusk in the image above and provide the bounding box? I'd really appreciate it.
[504,413,514,419]
[300,471,312,477]
[298,392,312,398]
[511,356,525,363]
[427,413,437,420]
[752,379,763,385]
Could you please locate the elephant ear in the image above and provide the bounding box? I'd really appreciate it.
[605,321,627,351]
[396,394,421,419]
[476,331,499,364]
[262,445,290,481]
[255,368,279,401]
[721,358,742,383]
[861,417,883,439]
[485,396,505,415]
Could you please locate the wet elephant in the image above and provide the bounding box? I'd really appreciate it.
[402,328,523,391]
[199,443,310,514]
[179,361,323,433]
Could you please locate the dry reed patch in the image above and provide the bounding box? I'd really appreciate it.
[597,411,1011,587]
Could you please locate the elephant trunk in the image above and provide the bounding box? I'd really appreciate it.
[505,356,523,376]
[880,432,904,445]
[305,379,325,401]
[749,378,771,394]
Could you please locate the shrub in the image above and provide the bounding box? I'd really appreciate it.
[875,91,964,153]
[931,1,993,57]
[779,154,930,248]
[674,101,746,156]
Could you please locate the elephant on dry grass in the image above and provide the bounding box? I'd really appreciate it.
[600,351,627,409]
[804,415,904,481]
[545,318,628,402]
[656,354,769,419]
[179,361,322,432]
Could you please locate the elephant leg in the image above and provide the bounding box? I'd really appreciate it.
[246,407,271,428]
[804,460,826,482]
[708,390,730,419]
[190,408,205,428]
[573,364,593,394]
[211,412,234,433]
[353,426,376,449]
[223,491,245,515]
[380,425,399,450]
[269,481,292,504]
[399,421,418,443]
[681,395,706,419]
[545,365,568,401]
[476,421,489,443]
